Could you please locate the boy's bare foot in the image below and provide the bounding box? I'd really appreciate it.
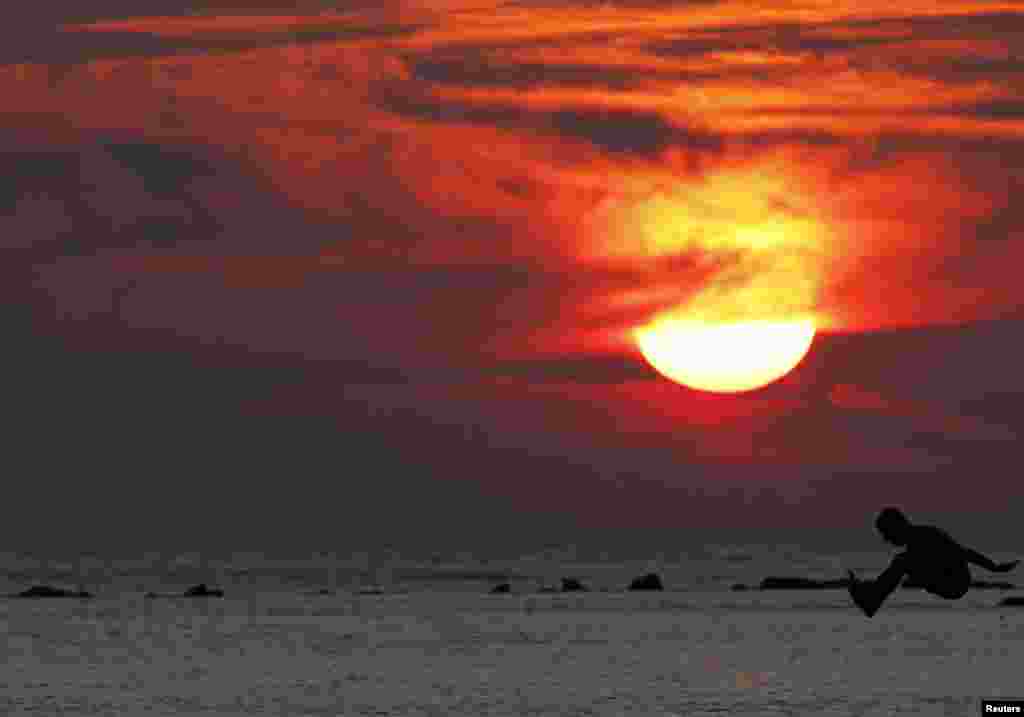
[848,570,880,618]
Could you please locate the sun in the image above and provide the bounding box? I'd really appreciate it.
[634,316,816,393]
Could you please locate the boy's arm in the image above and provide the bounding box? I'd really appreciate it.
[962,547,998,571]
[963,547,1020,573]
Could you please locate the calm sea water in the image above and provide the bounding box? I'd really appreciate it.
[0,542,926,597]
[2,547,1022,716]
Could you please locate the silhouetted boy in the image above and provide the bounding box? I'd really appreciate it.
[848,507,1019,617]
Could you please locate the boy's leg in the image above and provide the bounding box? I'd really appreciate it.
[907,561,971,600]
[852,552,910,617]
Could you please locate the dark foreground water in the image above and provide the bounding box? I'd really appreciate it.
[3,548,1022,716]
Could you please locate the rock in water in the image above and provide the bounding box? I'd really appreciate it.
[999,596,1024,606]
[183,583,224,598]
[628,573,664,591]
[15,585,92,598]
[490,582,511,594]
[561,578,588,592]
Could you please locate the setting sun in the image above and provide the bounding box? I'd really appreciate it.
[634,316,816,393]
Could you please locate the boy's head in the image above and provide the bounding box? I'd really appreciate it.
[875,507,912,546]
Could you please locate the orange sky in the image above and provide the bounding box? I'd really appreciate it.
[2,0,1023,543]
[29,1,1020,339]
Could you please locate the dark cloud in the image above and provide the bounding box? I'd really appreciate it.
[733,101,1024,120]
[847,10,1024,37]
[409,56,654,90]
[651,9,1024,49]
[546,107,716,155]
[647,25,903,59]
[1,136,302,260]
[643,10,1024,93]
[485,355,656,383]
[405,53,795,91]
[2,21,421,66]
[3,133,587,372]
[946,99,1024,119]
[382,93,724,157]
[919,57,1024,84]
[101,140,222,197]
[0,150,82,213]
[17,0,346,25]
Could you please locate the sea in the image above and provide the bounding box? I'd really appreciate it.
[2,544,1022,716]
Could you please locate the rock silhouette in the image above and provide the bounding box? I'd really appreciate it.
[758,577,850,590]
[490,582,511,594]
[561,578,588,592]
[14,585,92,599]
[999,596,1024,606]
[146,583,224,598]
[628,573,664,591]
[184,583,224,597]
